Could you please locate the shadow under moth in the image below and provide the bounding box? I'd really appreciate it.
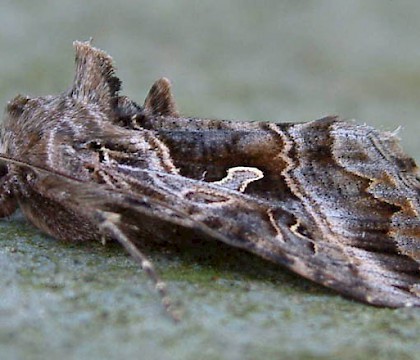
[0,41,419,319]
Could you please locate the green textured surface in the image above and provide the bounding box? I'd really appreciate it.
[0,1,419,359]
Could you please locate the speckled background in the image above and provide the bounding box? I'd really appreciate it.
[0,1,419,359]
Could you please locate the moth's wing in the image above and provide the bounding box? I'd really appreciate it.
[95,114,420,308]
[329,122,420,262]
[282,118,420,307]
[22,118,420,309]
[133,169,420,308]
[82,155,419,307]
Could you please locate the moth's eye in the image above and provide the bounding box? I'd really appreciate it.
[86,140,102,150]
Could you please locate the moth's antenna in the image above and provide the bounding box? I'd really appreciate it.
[96,211,181,323]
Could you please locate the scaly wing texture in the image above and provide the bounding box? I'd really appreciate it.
[283,118,420,306]
[63,109,420,307]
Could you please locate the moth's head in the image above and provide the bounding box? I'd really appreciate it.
[2,94,30,145]
[5,94,31,118]
[1,94,47,156]
[2,95,34,135]
[0,95,29,154]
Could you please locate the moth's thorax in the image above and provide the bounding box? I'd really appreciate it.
[2,94,113,176]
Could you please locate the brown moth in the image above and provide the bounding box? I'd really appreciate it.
[0,41,419,317]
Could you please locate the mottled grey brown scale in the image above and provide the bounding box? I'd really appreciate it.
[146,123,301,206]
[331,122,420,263]
[0,41,419,311]
[286,119,403,250]
[284,119,420,300]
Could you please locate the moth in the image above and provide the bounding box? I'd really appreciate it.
[0,41,419,318]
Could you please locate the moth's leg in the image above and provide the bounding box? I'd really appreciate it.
[96,211,180,322]
[0,166,17,218]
